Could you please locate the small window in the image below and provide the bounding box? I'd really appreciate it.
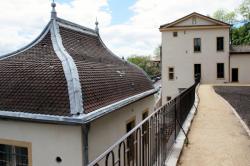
[217,63,224,78]
[167,96,172,101]
[168,67,174,80]
[217,37,224,51]
[142,111,148,120]
[126,119,135,163]
[0,144,29,166]
[194,38,201,52]
[173,32,178,37]
[192,17,197,24]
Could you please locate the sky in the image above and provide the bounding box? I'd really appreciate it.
[0,0,242,58]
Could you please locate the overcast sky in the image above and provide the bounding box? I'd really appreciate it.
[0,0,242,58]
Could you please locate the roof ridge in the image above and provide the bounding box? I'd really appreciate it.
[56,17,97,36]
[0,21,52,60]
[50,19,84,115]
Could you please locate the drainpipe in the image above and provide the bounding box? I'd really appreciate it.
[228,26,231,83]
[82,123,90,166]
[229,54,231,83]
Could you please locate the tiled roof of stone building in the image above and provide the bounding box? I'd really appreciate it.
[0,3,156,124]
[230,45,250,54]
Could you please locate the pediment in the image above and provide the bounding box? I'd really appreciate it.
[160,12,230,30]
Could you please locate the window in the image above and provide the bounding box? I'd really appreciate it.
[173,32,178,37]
[217,63,224,78]
[0,144,29,166]
[192,17,197,24]
[126,118,135,163]
[167,96,172,101]
[194,38,201,52]
[217,37,224,51]
[142,111,148,120]
[168,67,174,80]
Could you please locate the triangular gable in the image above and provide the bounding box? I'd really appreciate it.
[160,12,230,29]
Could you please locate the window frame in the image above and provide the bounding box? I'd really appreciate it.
[0,138,32,166]
[217,63,225,79]
[173,32,178,37]
[168,67,175,80]
[216,37,224,51]
[192,17,197,25]
[126,117,136,164]
[193,38,201,53]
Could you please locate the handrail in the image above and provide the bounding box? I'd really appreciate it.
[88,78,200,166]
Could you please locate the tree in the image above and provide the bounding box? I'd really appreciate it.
[154,45,161,58]
[238,0,250,21]
[231,22,250,45]
[127,55,160,78]
[213,9,237,24]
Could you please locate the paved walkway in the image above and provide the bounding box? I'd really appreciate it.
[178,85,250,166]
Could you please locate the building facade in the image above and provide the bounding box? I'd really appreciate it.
[160,12,250,104]
[0,3,156,166]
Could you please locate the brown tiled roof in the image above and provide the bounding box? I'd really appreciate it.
[230,45,250,54]
[0,32,70,116]
[0,17,154,120]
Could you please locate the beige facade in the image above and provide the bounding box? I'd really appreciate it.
[0,94,155,166]
[0,121,83,166]
[230,54,250,83]
[88,95,155,162]
[160,13,231,104]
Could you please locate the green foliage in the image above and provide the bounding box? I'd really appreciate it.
[231,22,250,45]
[212,9,237,24]
[212,0,250,45]
[154,45,161,57]
[127,55,160,78]
[238,0,250,21]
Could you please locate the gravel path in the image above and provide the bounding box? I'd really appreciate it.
[178,85,250,166]
[214,86,250,128]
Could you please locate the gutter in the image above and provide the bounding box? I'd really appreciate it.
[0,88,157,125]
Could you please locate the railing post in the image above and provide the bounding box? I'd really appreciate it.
[174,98,177,140]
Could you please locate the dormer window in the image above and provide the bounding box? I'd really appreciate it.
[192,17,197,24]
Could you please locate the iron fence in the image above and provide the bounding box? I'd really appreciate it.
[88,77,200,166]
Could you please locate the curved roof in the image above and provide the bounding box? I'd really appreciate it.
[0,17,155,124]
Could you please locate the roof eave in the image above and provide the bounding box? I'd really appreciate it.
[0,88,158,125]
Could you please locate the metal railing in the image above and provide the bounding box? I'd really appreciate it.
[88,77,200,166]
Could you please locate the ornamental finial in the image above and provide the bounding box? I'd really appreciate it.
[95,18,99,34]
[51,0,57,19]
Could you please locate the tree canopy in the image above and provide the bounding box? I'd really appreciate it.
[127,55,160,78]
[213,0,250,45]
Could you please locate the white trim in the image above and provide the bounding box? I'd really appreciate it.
[0,89,157,124]
[50,19,84,115]
[81,88,157,123]
[0,22,51,60]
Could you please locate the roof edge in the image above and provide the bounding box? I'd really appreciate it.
[80,88,158,123]
[0,21,51,60]
[50,19,84,115]
[56,17,97,36]
[160,12,231,30]
[0,88,157,124]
